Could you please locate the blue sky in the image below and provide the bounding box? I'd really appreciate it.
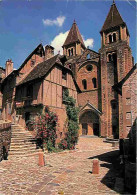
[0,0,136,69]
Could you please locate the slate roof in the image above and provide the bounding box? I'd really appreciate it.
[63,20,85,48]
[17,55,59,86]
[100,2,125,33]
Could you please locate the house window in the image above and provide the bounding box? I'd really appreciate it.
[92,78,97,88]
[27,84,33,98]
[126,112,131,120]
[62,69,67,80]
[82,79,87,90]
[62,86,68,103]
[126,98,130,105]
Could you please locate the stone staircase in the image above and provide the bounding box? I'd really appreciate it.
[8,124,41,157]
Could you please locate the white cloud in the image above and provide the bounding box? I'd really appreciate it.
[43,16,66,27]
[83,38,94,48]
[50,31,69,54]
[50,31,94,55]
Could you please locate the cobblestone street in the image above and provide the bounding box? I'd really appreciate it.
[0,137,126,195]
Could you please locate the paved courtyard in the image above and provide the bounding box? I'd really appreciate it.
[0,137,128,195]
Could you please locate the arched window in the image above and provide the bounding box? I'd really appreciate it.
[108,54,112,62]
[71,48,73,56]
[82,79,87,90]
[92,78,97,88]
[109,35,112,43]
[87,54,90,59]
[68,49,71,56]
[113,33,116,42]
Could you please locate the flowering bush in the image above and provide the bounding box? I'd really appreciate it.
[58,89,79,150]
[35,106,58,151]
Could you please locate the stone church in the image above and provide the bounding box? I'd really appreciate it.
[0,1,136,142]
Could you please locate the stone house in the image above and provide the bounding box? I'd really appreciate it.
[113,65,137,138]
[1,44,80,142]
[0,1,136,141]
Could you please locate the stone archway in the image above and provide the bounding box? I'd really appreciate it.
[79,110,100,136]
[79,102,101,136]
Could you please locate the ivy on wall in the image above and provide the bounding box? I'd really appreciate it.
[59,88,79,150]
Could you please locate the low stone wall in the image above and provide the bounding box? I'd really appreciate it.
[0,122,12,161]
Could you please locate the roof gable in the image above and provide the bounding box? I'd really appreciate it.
[18,44,45,71]
[63,20,85,48]
[17,55,59,86]
[100,2,125,33]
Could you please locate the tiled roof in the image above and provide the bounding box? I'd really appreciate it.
[63,20,85,48]
[17,55,59,86]
[100,2,125,33]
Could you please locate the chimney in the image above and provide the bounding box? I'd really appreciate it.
[45,45,54,60]
[5,59,13,77]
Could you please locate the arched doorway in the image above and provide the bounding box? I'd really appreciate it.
[79,110,100,136]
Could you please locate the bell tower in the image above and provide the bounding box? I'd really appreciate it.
[62,20,86,57]
[99,1,133,138]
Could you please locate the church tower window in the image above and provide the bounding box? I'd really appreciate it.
[86,65,93,71]
[113,33,116,42]
[82,79,87,90]
[108,54,112,62]
[92,78,97,88]
[71,48,73,56]
[109,34,112,43]
[68,49,71,56]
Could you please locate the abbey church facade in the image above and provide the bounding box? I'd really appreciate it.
[0,2,136,141]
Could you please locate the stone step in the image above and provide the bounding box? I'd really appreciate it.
[8,150,39,156]
[10,145,36,151]
[9,147,36,152]
[10,141,36,146]
[10,144,36,148]
[9,124,38,157]
[11,134,33,139]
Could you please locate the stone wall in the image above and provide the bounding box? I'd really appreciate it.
[0,122,11,161]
